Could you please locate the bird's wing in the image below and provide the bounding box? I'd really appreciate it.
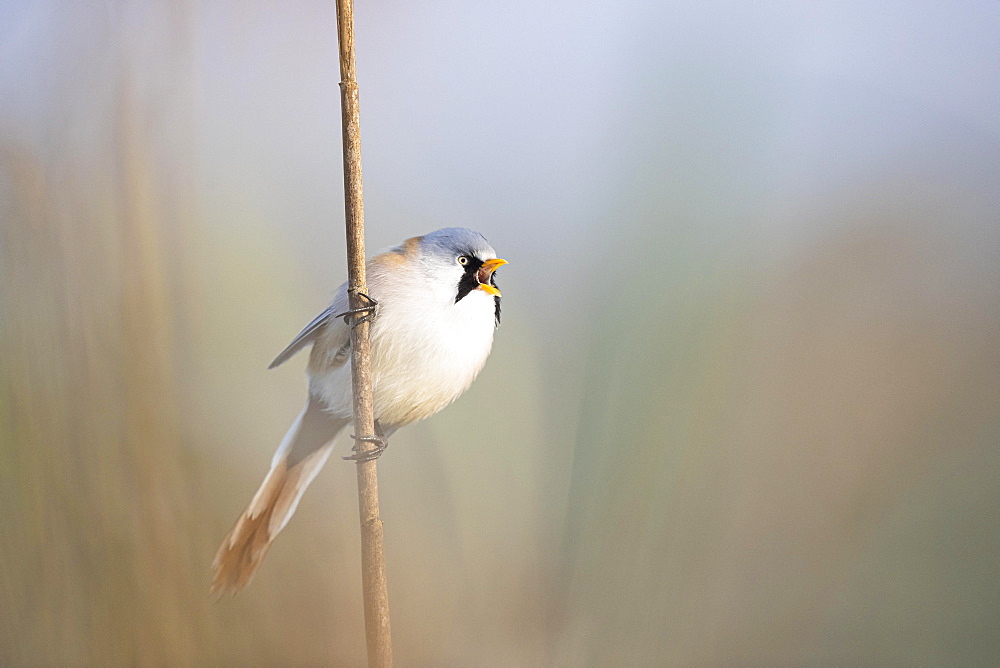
[268,285,350,370]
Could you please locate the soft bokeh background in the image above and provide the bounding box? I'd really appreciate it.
[2,1,999,664]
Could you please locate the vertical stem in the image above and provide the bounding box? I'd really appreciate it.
[335,0,393,665]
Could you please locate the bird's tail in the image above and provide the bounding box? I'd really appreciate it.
[211,398,347,596]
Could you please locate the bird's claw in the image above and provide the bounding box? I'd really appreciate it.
[335,291,378,328]
[343,434,388,462]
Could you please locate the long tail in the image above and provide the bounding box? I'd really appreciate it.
[212,397,347,596]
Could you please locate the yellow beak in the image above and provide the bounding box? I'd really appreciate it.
[476,258,507,297]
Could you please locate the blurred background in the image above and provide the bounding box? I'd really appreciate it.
[2,1,999,664]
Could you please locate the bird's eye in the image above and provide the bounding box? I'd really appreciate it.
[457,255,469,266]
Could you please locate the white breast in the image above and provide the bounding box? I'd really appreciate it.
[311,261,497,430]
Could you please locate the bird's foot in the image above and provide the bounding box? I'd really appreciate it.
[344,434,388,462]
[336,291,378,328]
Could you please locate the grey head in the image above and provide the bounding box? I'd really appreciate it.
[418,227,505,325]
[419,227,497,262]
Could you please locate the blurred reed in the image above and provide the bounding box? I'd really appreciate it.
[2,2,999,665]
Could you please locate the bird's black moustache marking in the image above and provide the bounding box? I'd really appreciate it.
[455,270,479,303]
[491,275,501,326]
[454,254,502,327]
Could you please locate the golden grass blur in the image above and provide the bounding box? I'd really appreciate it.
[2,3,999,665]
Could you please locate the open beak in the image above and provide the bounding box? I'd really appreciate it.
[476,258,507,297]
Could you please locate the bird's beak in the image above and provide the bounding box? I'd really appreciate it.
[476,258,507,297]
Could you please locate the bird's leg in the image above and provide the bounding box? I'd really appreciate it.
[344,419,389,462]
[335,290,379,328]
[343,436,387,462]
[339,291,384,462]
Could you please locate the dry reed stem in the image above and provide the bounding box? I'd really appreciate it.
[335,0,393,665]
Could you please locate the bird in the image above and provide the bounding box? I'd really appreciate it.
[211,227,506,595]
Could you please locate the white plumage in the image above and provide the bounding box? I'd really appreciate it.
[212,228,505,595]
[314,251,497,426]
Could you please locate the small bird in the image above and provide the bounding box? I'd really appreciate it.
[211,228,506,595]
